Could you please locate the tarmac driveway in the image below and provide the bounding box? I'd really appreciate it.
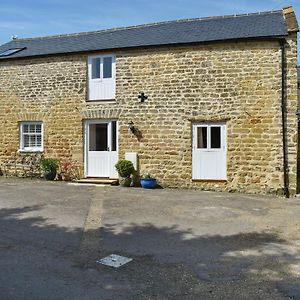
[0,178,300,299]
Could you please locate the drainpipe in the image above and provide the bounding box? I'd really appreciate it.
[280,40,290,198]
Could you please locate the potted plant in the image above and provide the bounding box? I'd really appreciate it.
[140,173,157,189]
[115,160,134,187]
[59,159,79,181]
[41,158,58,180]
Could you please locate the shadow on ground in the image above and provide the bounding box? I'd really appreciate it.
[0,205,300,299]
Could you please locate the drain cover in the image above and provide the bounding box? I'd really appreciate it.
[96,254,133,268]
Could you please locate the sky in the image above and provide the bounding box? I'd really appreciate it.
[0,0,299,62]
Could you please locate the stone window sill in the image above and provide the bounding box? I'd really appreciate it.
[192,179,227,183]
[86,99,116,105]
[18,149,44,154]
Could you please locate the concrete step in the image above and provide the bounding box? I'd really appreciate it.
[77,178,119,185]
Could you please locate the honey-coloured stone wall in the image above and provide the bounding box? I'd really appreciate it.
[0,36,298,195]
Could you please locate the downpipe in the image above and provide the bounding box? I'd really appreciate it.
[280,40,290,198]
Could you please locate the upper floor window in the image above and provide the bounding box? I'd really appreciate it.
[88,55,116,101]
[19,122,43,152]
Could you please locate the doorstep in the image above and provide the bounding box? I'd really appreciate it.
[77,177,119,186]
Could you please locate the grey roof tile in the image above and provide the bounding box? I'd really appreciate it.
[0,10,288,59]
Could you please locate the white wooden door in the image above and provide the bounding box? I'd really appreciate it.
[88,55,116,100]
[85,120,118,178]
[192,123,226,180]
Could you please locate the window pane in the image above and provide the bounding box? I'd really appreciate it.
[197,127,207,149]
[24,135,30,147]
[111,121,117,151]
[103,57,112,78]
[36,135,42,147]
[89,124,108,151]
[96,124,108,151]
[23,124,29,133]
[36,124,42,133]
[91,57,100,79]
[0,48,25,57]
[29,124,35,133]
[29,135,36,147]
[211,127,221,148]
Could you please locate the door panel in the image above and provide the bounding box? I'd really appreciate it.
[88,152,110,177]
[192,123,226,180]
[89,79,115,100]
[89,124,108,151]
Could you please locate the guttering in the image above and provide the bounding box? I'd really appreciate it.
[280,39,290,198]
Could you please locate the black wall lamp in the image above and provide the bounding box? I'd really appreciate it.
[128,120,143,141]
[128,121,135,133]
[138,91,148,103]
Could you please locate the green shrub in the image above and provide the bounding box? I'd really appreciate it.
[41,158,58,173]
[115,160,134,178]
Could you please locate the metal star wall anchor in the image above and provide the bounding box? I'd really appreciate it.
[138,91,148,102]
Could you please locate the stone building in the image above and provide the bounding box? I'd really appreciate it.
[0,7,298,196]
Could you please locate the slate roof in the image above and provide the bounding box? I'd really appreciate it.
[0,10,288,60]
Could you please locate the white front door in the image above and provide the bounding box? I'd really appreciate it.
[85,120,118,178]
[192,123,227,180]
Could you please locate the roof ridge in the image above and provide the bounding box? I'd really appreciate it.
[12,9,283,42]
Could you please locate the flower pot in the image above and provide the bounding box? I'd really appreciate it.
[140,178,157,189]
[119,177,131,187]
[44,170,56,181]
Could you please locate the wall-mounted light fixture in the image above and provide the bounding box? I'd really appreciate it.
[128,121,135,133]
[138,91,148,103]
[128,120,143,141]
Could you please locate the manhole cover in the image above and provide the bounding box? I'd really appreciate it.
[96,254,133,268]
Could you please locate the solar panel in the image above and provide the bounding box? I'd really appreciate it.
[0,47,26,57]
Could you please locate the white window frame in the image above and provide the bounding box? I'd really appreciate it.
[88,54,116,101]
[88,54,115,80]
[19,121,43,152]
[194,124,225,151]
